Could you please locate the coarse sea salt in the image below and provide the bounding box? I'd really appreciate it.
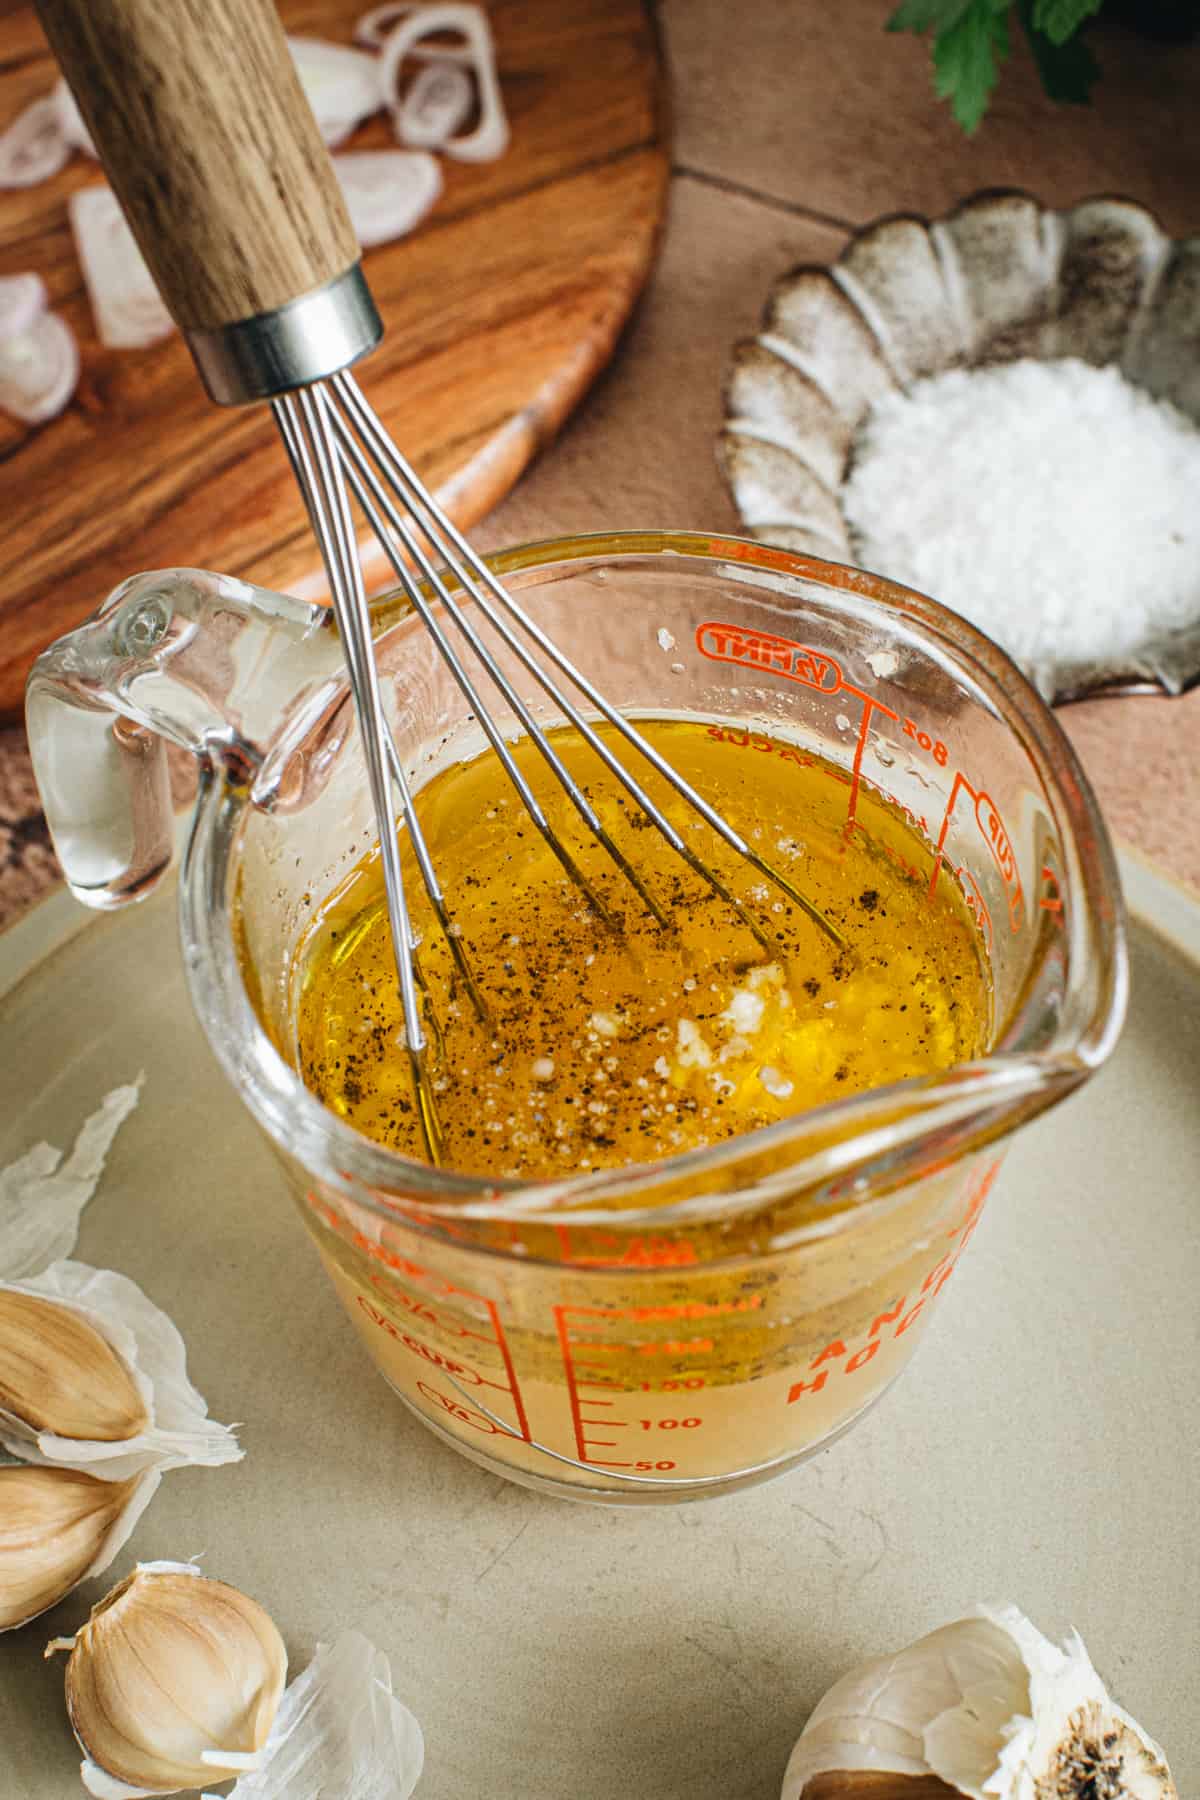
[841,358,1200,684]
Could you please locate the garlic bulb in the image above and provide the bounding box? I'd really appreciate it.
[0,1263,241,1479]
[0,1289,150,1442]
[782,1604,1176,1800]
[0,1464,158,1631]
[50,1562,287,1798]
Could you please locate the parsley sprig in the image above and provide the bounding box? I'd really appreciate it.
[887,0,1103,132]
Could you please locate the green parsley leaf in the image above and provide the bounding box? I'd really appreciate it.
[1031,0,1103,45]
[1019,0,1101,99]
[932,0,1011,133]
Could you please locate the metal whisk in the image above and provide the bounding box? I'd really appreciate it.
[39,0,840,1163]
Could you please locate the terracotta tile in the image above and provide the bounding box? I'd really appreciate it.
[1062,690,1200,896]
[476,175,846,545]
[0,725,60,931]
[662,0,1200,236]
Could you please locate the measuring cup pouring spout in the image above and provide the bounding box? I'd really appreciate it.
[24,536,1128,1501]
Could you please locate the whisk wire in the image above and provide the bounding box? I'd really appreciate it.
[331,419,623,932]
[274,387,445,1163]
[332,372,845,952]
[272,365,851,1166]
[332,411,673,932]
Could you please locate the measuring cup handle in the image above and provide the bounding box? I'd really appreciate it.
[25,673,173,911]
[25,568,335,910]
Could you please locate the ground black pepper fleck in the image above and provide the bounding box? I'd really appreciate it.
[289,719,990,1178]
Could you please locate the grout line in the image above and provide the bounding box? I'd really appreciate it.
[672,163,854,235]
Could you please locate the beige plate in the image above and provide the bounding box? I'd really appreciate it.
[0,853,1197,1798]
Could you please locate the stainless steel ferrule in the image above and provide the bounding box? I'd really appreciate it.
[184,263,383,406]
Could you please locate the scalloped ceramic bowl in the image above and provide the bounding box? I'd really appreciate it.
[720,189,1200,703]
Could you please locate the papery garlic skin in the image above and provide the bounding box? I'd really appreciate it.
[0,1082,141,1282]
[979,1606,1176,1800]
[781,1605,1176,1800]
[0,1264,241,1480]
[229,1630,424,1800]
[0,1289,150,1442]
[0,1464,159,1631]
[57,1563,286,1797]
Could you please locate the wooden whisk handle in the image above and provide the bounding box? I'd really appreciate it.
[36,0,379,401]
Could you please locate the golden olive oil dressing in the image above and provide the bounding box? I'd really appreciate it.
[293,719,989,1178]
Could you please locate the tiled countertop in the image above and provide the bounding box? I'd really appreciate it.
[3,0,1200,925]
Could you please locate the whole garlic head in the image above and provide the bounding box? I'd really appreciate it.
[0,1464,158,1632]
[782,1605,1176,1800]
[51,1562,287,1798]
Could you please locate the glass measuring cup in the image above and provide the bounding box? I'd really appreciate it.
[26,533,1126,1502]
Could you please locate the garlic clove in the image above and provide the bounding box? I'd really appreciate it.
[55,1563,286,1796]
[0,1289,149,1442]
[0,1264,241,1480]
[0,1464,158,1632]
[782,1606,1176,1800]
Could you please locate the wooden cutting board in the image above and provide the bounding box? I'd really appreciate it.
[0,0,667,718]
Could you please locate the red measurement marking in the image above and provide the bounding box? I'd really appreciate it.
[551,1225,699,1268]
[901,716,949,767]
[929,771,1025,932]
[556,1305,592,1464]
[307,1194,530,1442]
[956,861,994,952]
[786,1155,1002,1408]
[1040,863,1064,914]
[845,693,901,830]
[354,1299,520,1399]
[417,1380,502,1435]
[694,626,901,834]
[367,1270,498,1344]
[555,1305,714,1466]
[695,622,844,691]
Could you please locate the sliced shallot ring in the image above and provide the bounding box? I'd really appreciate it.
[0,311,79,425]
[333,150,442,249]
[70,187,174,350]
[287,36,383,145]
[52,79,96,156]
[394,60,473,151]
[0,273,48,338]
[354,3,419,51]
[0,95,70,189]
[379,3,509,162]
